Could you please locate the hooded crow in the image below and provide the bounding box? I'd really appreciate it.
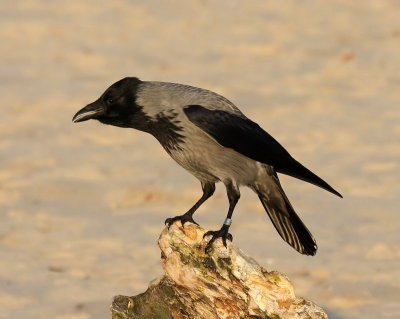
[72,77,342,255]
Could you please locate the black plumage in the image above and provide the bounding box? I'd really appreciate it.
[184,105,342,198]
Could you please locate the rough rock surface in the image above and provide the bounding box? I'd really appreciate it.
[111,223,328,319]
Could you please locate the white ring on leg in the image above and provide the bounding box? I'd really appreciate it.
[223,218,232,226]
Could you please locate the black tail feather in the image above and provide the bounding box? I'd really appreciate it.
[257,188,317,256]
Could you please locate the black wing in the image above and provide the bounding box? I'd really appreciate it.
[184,105,342,198]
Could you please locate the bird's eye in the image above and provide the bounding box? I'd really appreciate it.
[106,98,114,105]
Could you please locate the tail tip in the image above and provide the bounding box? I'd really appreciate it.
[300,241,318,256]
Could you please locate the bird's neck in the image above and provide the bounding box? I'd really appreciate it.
[145,111,185,154]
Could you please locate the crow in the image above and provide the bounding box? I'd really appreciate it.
[72,77,342,255]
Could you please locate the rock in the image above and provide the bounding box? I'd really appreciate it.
[111,223,328,319]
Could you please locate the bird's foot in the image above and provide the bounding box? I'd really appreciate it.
[165,213,199,228]
[203,225,233,253]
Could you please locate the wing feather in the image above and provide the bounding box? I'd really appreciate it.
[184,105,342,197]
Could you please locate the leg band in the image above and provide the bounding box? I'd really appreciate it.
[223,218,232,226]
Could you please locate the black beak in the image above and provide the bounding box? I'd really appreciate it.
[72,99,106,123]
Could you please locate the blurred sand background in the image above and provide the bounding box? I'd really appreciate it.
[1,0,399,318]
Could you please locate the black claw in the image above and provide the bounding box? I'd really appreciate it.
[203,225,233,253]
[165,214,198,228]
[205,243,213,254]
[203,230,214,239]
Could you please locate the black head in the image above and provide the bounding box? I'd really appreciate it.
[72,77,145,128]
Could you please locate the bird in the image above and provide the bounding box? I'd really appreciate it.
[72,77,342,256]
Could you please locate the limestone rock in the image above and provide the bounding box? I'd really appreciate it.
[111,223,328,319]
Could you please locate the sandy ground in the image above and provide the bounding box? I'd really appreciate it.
[1,1,399,318]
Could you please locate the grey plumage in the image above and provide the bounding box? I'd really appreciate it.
[72,77,342,255]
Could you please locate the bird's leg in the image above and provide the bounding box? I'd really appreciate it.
[165,182,215,227]
[204,181,240,253]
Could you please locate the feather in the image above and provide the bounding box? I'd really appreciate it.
[184,105,342,197]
